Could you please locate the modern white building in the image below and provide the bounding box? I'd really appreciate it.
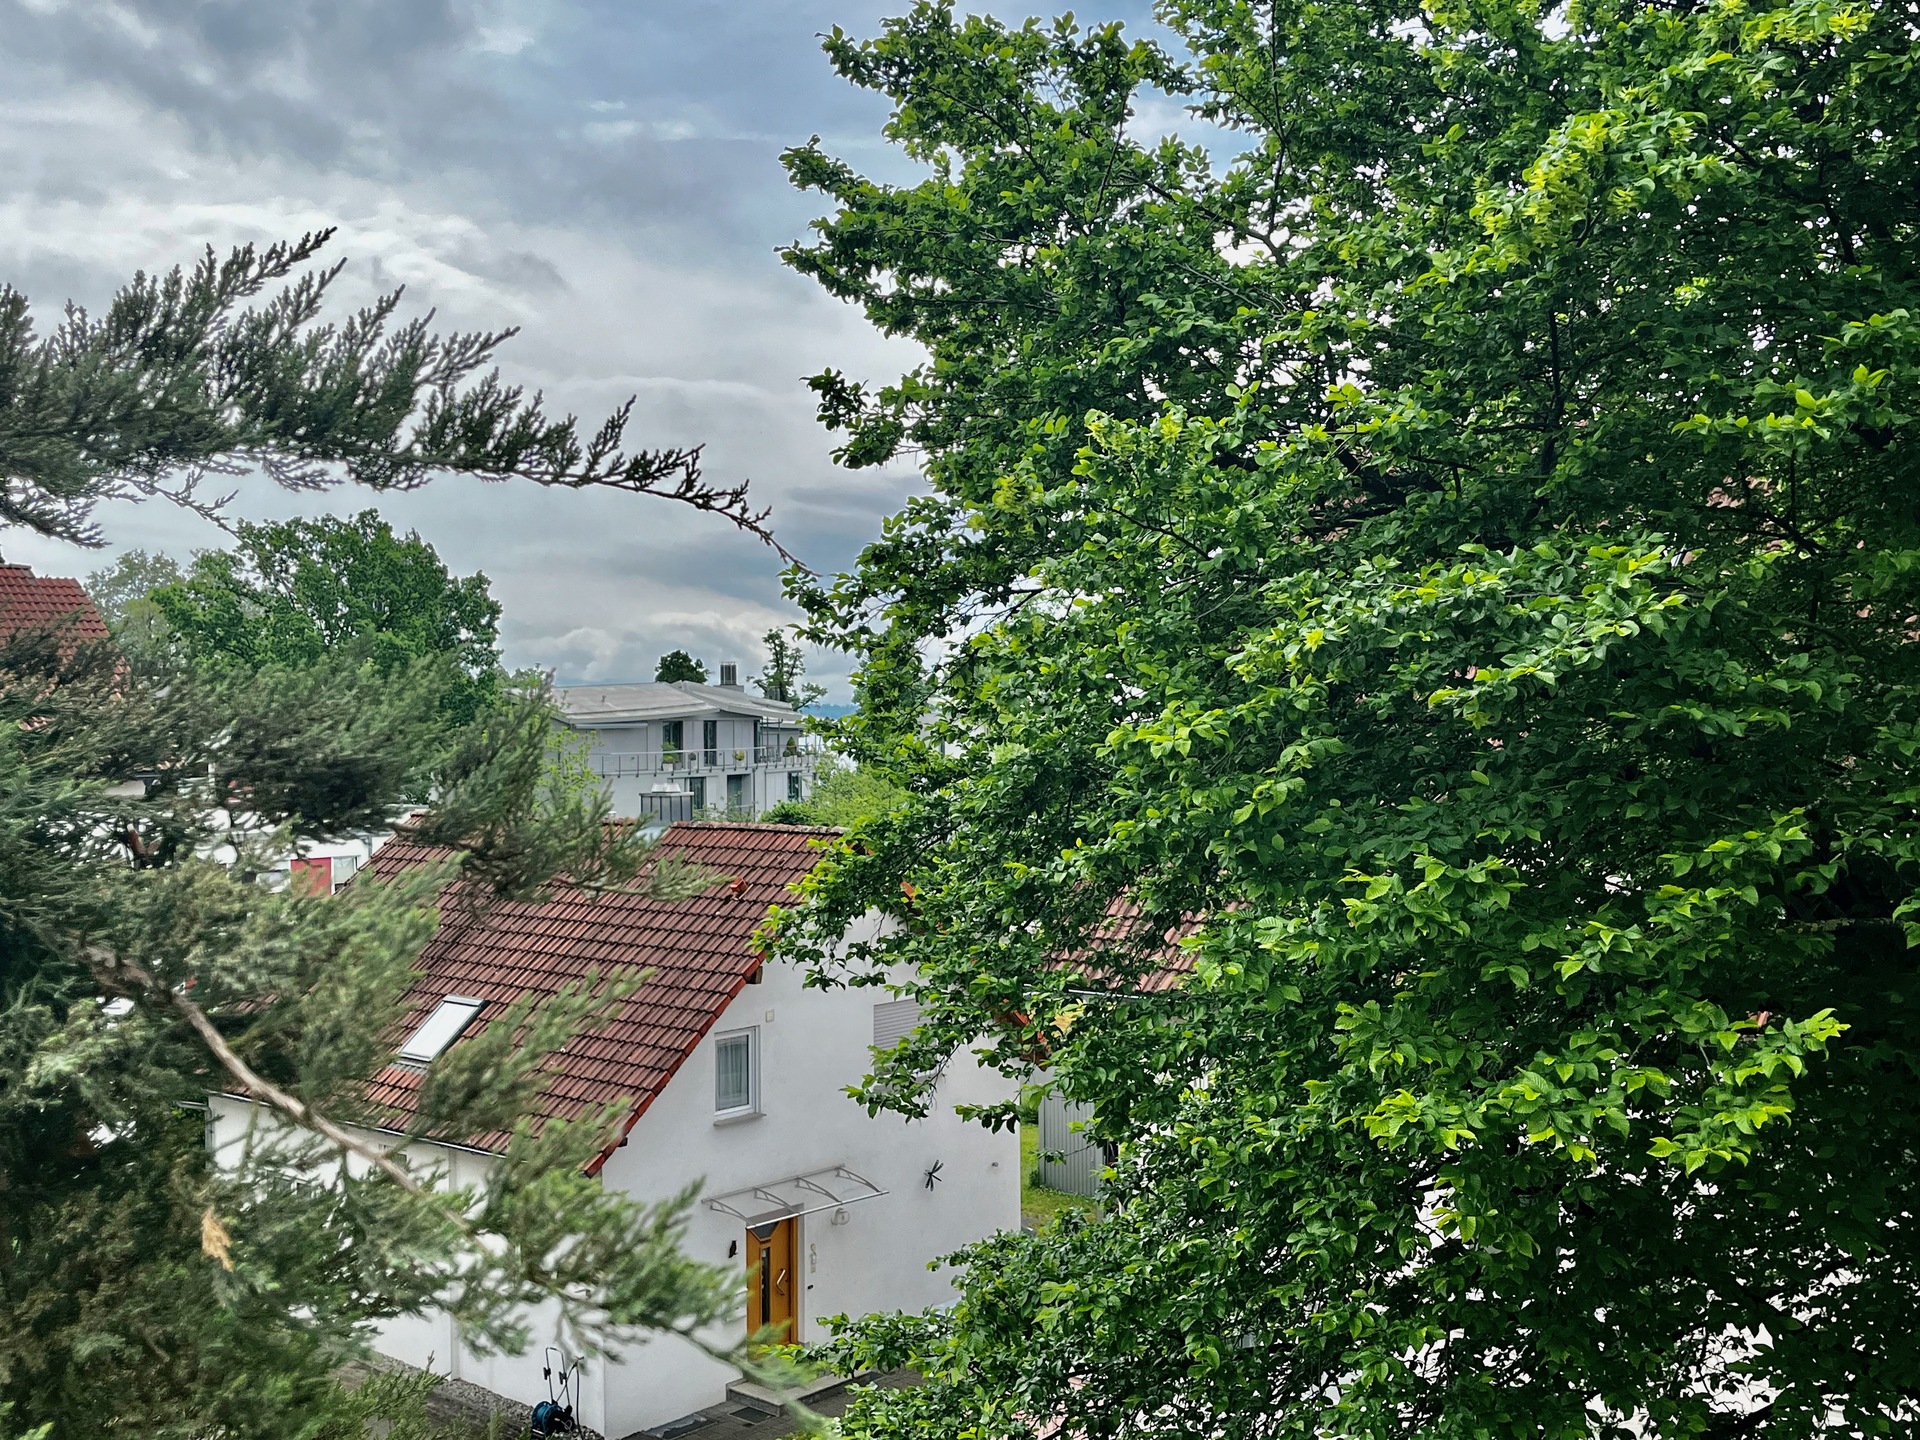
[208,821,1019,1439]
[557,667,821,822]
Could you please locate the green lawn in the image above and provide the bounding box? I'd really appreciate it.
[1020,1121,1097,1230]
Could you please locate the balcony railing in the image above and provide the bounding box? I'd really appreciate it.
[588,740,822,780]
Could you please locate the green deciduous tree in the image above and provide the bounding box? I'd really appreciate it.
[84,549,184,657]
[755,628,826,709]
[770,2,1920,1434]
[0,236,784,1436]
[654,649,709,684]
[761,756,905,829]
[151,510,506,724]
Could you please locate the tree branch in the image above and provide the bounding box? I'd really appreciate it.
[90,948,427,1196]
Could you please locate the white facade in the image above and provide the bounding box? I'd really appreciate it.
[209,942,1019,1438]
[557,680,821,823]
[196,804,393,894]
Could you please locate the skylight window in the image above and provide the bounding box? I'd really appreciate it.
[397,997,484,1066]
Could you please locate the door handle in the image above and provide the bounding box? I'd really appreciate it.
[775,1267,789,1296]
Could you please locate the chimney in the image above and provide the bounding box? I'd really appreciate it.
[719,662,740,688]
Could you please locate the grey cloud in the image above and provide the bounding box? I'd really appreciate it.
[456,246,584,325]
[436,242,570,296]
[0,0,1186,702]
[4,1,480,165]
[4,0,1192,264]
[1,0,914,257]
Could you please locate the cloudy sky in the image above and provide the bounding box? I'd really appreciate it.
[0,0,1168,698]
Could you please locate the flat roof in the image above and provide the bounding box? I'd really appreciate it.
[556,680,804,726]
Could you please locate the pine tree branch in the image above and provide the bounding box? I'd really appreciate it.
[0,233,810,570]
[88,947,817,1412]
[91,948,430,1195]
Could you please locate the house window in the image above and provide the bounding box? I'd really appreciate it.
[662,720,683,764]
[689,776,707,812]
[727,773,748,816]
[703,718,719,767]
[331,853,361,891]
[787,772,802,803]
[398,996,485,1067]
[715,1029,757,1116]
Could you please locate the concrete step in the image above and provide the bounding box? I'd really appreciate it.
[723,1373,850,1415]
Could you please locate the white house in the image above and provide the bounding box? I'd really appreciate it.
[208,821,1019,1439]
[557,668,821,822]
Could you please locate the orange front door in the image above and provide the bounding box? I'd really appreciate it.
[745,1217,796,1343]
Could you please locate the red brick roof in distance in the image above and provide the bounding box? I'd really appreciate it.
[1059,896,1201,995]
[361,822,835,1162]
[1103,898,1202,994]
[0,564,109,645]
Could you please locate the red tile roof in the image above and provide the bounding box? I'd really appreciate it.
[1055,896,1201,995]
[0,564,109,645]
[359,822,835,1162]
[1099,899,1201,994]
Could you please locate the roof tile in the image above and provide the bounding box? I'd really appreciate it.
[0,565,109,645]
[361,822,835,1155]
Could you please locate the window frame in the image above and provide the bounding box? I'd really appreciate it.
[713,1027,759,1120]
[397,996,485,1068]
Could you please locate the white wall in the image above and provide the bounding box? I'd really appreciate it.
[203,1097,617,1427]
[593,931,1019,1437]
[577,708,811,820]
[576,715,758,758]
[586,723,649,751]
[594,765,808,821]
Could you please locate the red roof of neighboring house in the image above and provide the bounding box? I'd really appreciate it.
[360,822,835,1161]
[1094,898,1201,994]
[1052,896,1201,995]
[0,564,109,645]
